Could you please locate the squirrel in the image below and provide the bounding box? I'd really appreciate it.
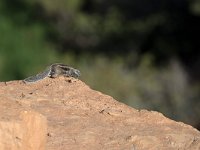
[23,63,81,83]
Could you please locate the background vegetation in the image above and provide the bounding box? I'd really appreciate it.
[0,0,200,129]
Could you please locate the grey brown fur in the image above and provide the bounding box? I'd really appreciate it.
[24,63,81,83]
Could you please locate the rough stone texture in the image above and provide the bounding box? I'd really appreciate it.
[0,110,47,150]
[0,76,199,150]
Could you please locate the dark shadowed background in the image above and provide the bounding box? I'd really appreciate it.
[0,0,200,130]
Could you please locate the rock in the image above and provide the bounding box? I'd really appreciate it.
[0,77,199,150]
[0,111,47,150]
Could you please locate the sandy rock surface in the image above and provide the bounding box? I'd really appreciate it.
[0,77,199,150]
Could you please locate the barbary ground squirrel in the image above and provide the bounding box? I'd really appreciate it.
[23,63,81,83]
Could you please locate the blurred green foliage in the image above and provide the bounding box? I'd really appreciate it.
[0,0,200,129]
[0,15,56,79]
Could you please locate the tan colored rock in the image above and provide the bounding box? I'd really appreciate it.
[21,111,47,150]
[0,77,199,150]
[0,110,47,150]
